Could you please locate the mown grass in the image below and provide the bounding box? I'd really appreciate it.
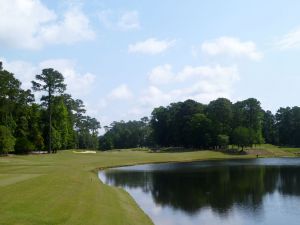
[0,145,297,225]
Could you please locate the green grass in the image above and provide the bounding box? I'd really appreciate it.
[0,145,297,225]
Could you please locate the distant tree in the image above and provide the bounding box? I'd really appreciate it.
[188,113,213,148]
[276,107,300,146]
[77,116,100,149]
[15,137,35,154]
[0,69,23,131]
[52,97,73,152]
[151,106,170,146]
[99,135,114,150]
[232,127,251,151]
[0,125,15,154]
[216,134,230,150]
[262,110,277,144]
[150,100,204,147]
[99,118,152,150]
[28,104,45,150]
[32,68,66,153]
[276,107,292,146]
[206,98,233,135]
[233,98,263,131]
[0,67,35,154]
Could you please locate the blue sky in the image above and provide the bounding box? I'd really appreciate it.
[1,0,300,128]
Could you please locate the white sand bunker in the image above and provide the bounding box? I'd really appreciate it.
[73,150,97,154]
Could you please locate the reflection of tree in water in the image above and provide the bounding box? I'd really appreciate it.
[103,165,300,216]
[278,166,300,196]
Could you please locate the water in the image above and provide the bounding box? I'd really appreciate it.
[99,158,300,225]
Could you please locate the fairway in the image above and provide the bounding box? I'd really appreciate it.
[0,147,296,225]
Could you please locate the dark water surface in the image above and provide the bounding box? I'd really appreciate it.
[98,158,300,225]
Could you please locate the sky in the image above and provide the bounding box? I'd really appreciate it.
[1,0,300,129]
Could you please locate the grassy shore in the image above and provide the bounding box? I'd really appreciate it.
[0,145,298,225]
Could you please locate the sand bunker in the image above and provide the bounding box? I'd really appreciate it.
[73,150,97,154]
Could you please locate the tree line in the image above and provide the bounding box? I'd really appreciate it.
[0,63,100,154]
[99,98,300,150]
[1,62,300,154]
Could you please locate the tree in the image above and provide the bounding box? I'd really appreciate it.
[15,137,35,154]
[150,100,204,147]
[188,113,213,148]
[232,127,251,151]
[99,118,152,150]
[206,98,233,135]
[276,107,300,147]
[28,104,45,151]
[233,98,263,131]
[52,97,73,151]
[0,125,15,154]
[262,110,277,144]
[32,68,66,153]
[76,116,100,149]
[0,67,36,154]
[0,69,23,131]
[151,106,170,146]
[217,134,230,150]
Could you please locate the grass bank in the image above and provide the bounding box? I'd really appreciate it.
[0,145,298,225]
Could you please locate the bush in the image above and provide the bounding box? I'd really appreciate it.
[15,137,35,154]
[0,125,16,154]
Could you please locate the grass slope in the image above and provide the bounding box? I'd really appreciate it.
[0,146,298,225]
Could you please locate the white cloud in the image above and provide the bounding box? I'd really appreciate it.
[108,84,133,100]
[136,64,240,113]
[117,11,140,30]
[128,38,176,55]
[148,64,239,85]
[201,36,263,61]
[139,86,172,107]
[148,64,174,85]
[39,7,96,45]
[98,10,140,31]
[275,27,300,50]
[0,0,95,50]
[1,58,96,98]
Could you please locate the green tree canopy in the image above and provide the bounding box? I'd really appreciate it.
[32,68,66,153]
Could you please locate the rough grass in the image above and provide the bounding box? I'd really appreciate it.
[0,145,297,225]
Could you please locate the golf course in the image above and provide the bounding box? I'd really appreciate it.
[0,145,298,225]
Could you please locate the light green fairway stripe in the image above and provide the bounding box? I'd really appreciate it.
[0,174,43,187]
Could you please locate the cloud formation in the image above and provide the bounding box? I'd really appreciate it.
[129,38,176,54]
[201,37,263,61]
[124,64,240,119]
[0,0,95,50]
[98,10,140,31]
[1,58,96,98]
[108,84,133,100]
[275,27,300,50]
[148,64,239,86]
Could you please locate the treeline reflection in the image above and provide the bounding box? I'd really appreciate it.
[103,165,300,215]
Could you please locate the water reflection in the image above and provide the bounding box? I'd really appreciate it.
[99,158,300,225]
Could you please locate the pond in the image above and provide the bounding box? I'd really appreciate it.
[98,158,300,225]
